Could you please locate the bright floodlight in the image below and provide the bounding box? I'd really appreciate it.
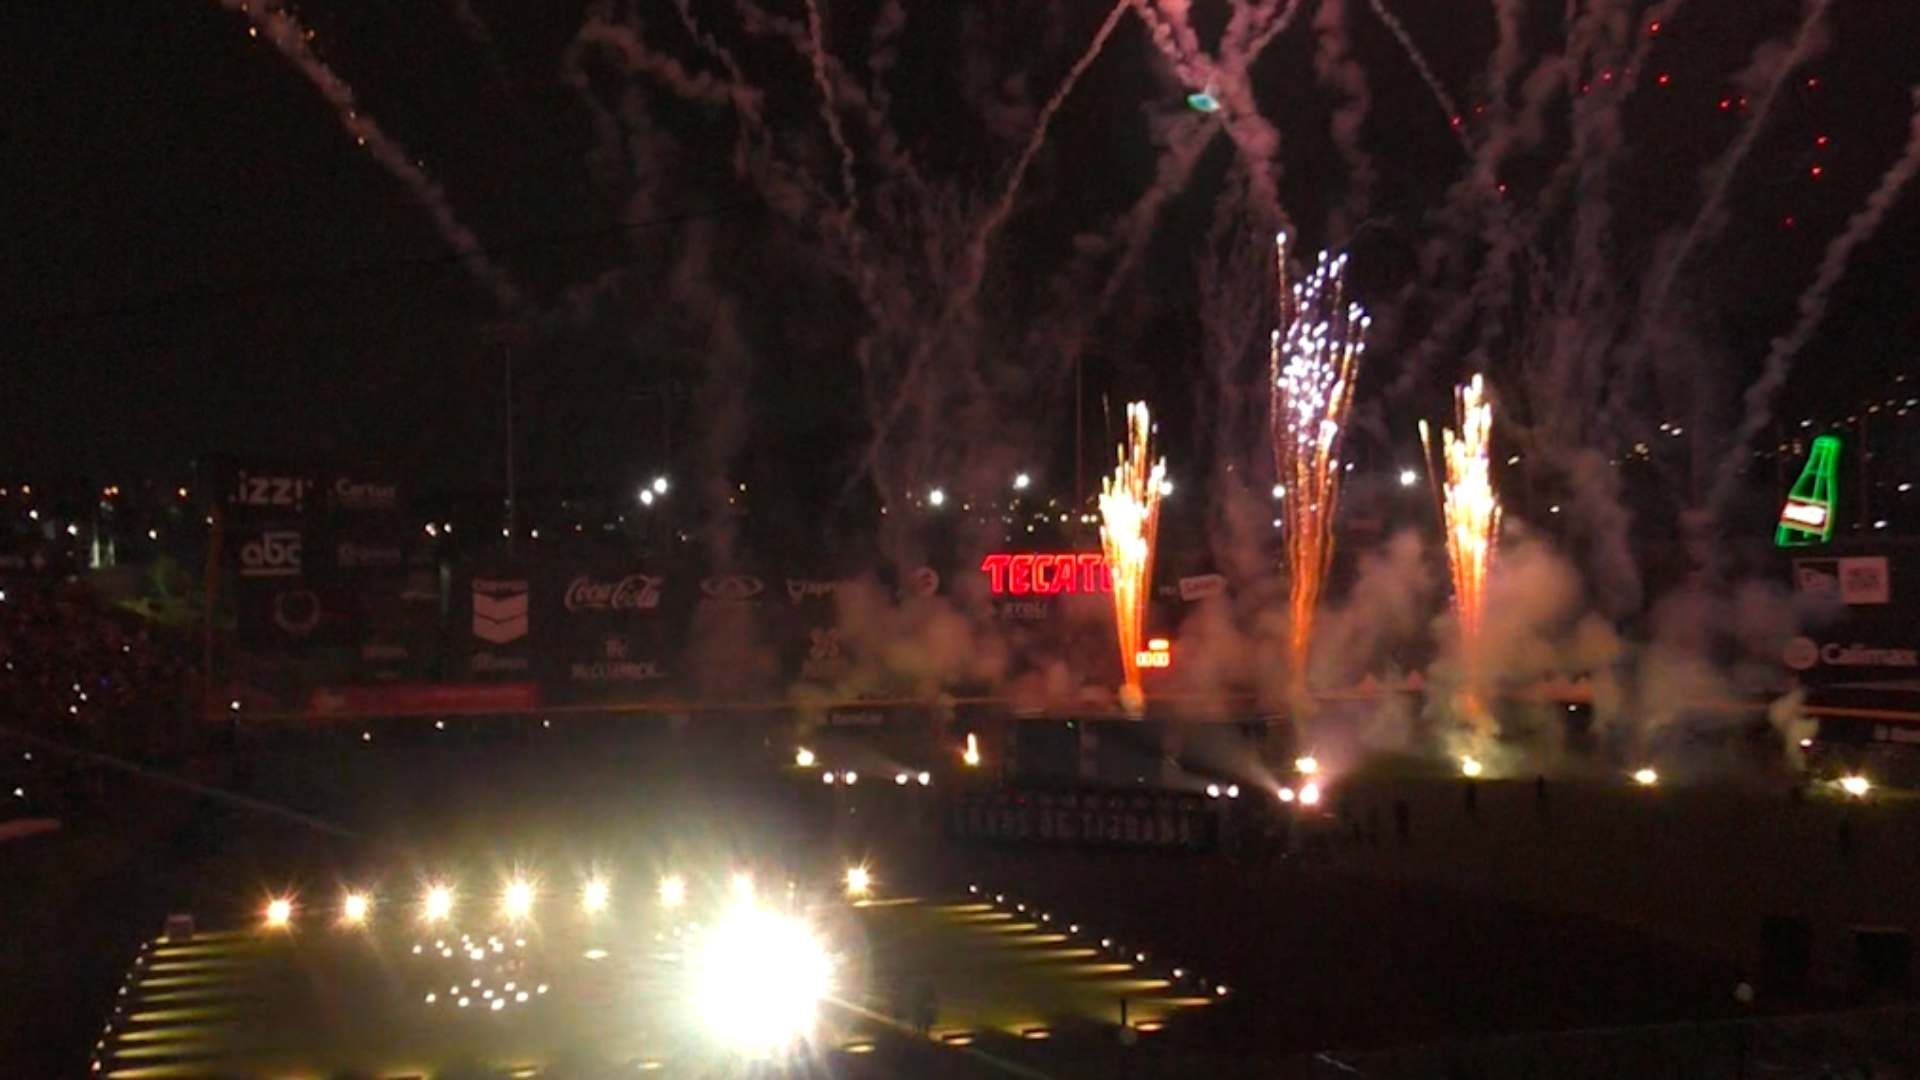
[1298,782,1322,807]
[340,891,371,927]
[1840,774,1871,798]
[962,733,982,767]
[263,897,294,929]
[1295,755,1319,776]
[844,866,871,898]
[841,770,858,786]
[1277,786,1297,803]
[421,883,455,924]
[794,747,816,768]
[1632,767,1659,787]
[501,878,537,921]
[1013,472,1031,491]
[730,871,756,903]
[894,772,909,785]
[652,476,670,495]
[689,902,834,1053]
[1398,468,1418,488]
[928,488,946,507]
[1460,756,1484,778]
[581,877,611,915]
[1226,784,1241,799]
[1158,477,1174,496]
[659,875,687,909]
[916,771,932,786]
[1205,783,1221,799]
[639,488,655,507]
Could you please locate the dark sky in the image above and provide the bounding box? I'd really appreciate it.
[3,0,1916,508]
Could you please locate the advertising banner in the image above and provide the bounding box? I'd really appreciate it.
[947,787,1217,852]
[454,564,535,681]
[536,557,682,701]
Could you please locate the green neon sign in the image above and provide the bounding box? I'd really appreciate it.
[1776,434,1840,547]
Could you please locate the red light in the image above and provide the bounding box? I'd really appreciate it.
[1809,165,1823,179]
[1718,98,1732,111]
[1647,20,1661,34]
[1449,115,1462,128]
[1816,135,1829,147]
[1806,77,1819,90]
[1600,69,1614,83]
[980,552,1112,595]
[1657,73,1670,86]
[1783,216,1796,229]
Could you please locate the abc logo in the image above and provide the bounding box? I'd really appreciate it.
[239,531,302,578]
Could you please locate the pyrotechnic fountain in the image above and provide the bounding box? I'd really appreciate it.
[1098,402,1167,716]
[1271,234,1370,709]
[1419,373,1501,740]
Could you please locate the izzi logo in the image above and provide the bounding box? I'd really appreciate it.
[231,472,310,512]
[472,578,529,644]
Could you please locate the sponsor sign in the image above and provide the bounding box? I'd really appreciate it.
[329,475,400,512]
[785,578,842,604]
[568,635,667,683]
[565,573,663,612]
[1177,573,1227,601]
[700,574,765,603]
[229,470,313,514]
[1793,557,1891,606]
[238,530,303,578]
[309,682,538,717]
[1785,635,1919,671]
[980,552,1111,595]
[948,788,1216,852]
[336,541,404,570]
[472,578,529,644]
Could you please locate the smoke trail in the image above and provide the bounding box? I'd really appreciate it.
[1362,0,1468,149]
[216,0,523,311]
[1311,0,1376,230]
[1641,0,1834,326]
[960,0,1131,299]
[799,0,859,218]
[1709,88,1920,512]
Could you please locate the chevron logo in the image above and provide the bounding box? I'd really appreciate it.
[472,578,529,644]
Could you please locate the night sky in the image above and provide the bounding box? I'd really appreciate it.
[4,0,1917,516]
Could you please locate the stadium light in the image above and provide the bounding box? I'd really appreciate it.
[916,771,932,787]
[659,874,687,909]
[501,878,537,922]
[794,747,816,768]
[928,488,946,507]
[730,871,756,903]
[421,883,455,924]
[1398,468,1418,487]
[1632,767,1659,787]
[1460,756,1484,778]
[961,733,982,768]
[689,902,834,1053]
[894,772,909,786]
[1840,774,1871,798]
[844,865,871,898]
[652,476,670,495]
[1205,783,1221,799]
[1298,782,1322,807]
[841,770,858,786]
[1294,755,1319,776]
[581,877,611,915]
[340,891,371,927]
[1277,786,1296,803]
[1013,472,1031,491]
[263,897,294,930]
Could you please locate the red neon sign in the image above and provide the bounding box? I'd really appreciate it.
[980,552,1112,595]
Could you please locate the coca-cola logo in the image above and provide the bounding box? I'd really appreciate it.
[564,574,663,612]
[700,574,765,602]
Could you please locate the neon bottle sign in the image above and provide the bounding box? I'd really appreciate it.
[979,552,1113,595]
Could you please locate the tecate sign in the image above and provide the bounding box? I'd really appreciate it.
[239,531,302,577]
[564,574,663,612]
[700,574,764,602]
[331,477,399,511]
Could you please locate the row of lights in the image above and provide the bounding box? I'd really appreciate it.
[262,870,719,930]
[965,883,1230,1007]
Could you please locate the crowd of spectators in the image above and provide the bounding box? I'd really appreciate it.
[2,581,195,819]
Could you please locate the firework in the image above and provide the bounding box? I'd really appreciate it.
[1419,373,1501,735]
[1098,402,1167,715]
[1272,234,1370,704]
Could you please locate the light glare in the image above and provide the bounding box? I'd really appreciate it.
[659,875,687,909]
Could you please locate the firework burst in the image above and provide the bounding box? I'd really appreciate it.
[1271,234,1370,705]
[1420,373,1502,736]
[1098,401,1167,715]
